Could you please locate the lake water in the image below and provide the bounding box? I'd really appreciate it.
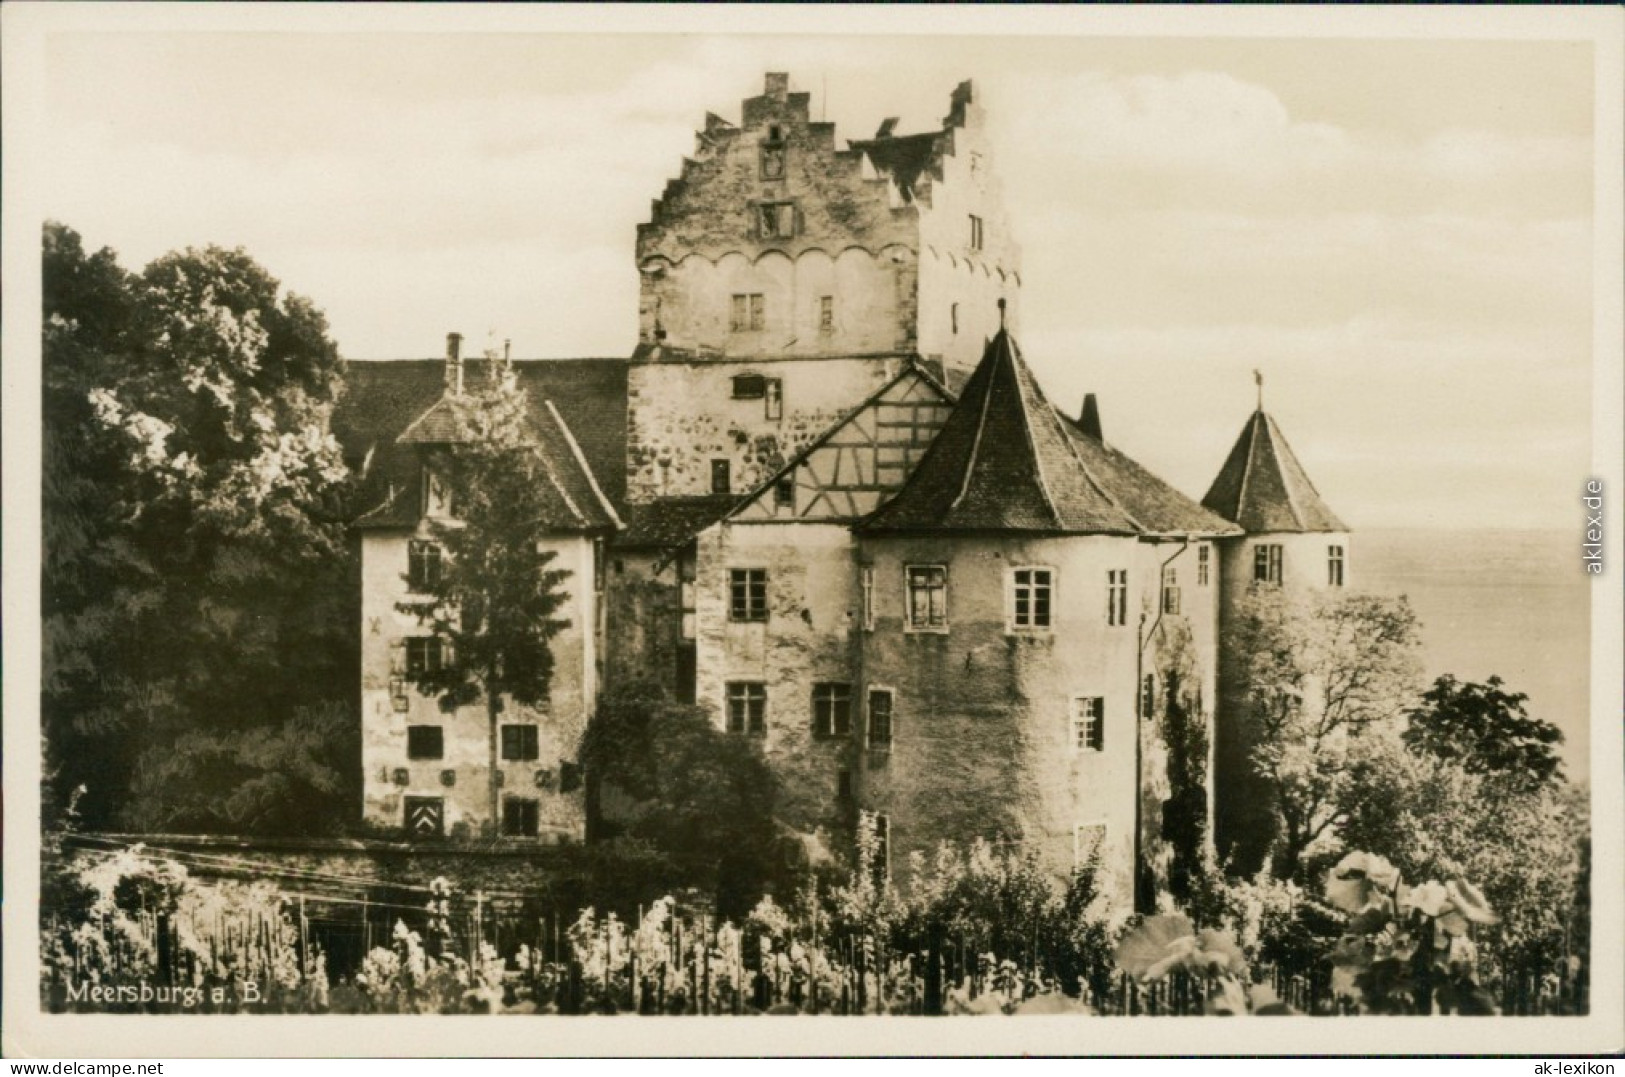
[1356,529,1594,772]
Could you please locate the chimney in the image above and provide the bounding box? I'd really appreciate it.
[445,332,463,395]
[764,72,789,98]
[1079,393,1103,441]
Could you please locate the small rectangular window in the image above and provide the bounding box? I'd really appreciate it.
[1070,697,1104,753]
[969,214,984,251]
[870,812,890,887]
[500,724,540,762]
[729,568,768,622]
[906,564,949,631]
[868,689,894,750]
[819,295,834,331]
[837,768,852,800]
[1009,567,1053,630]
[1162,565,1182,616]
[1197,545,1210,586]
[764,377,783,420]
[406,636,445,676]
[1254,544,1284,585]
[711,458,731,494]
[730,293,765,332]
[1140,674,1157,720]
[726,681,767,736]
[861,565,875,631]
[501,796,540,838]
[758,202,796,239]
[812,683,852,739]
[1106,570,1129,627]
[408,540,443,592]
[774,476,795,508]
[731,373,767,399]
[406,725,444,761]
[1328,545,1345,587]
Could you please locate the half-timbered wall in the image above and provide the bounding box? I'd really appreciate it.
[732,369,953,522]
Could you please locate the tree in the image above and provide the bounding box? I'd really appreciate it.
[577,680,784,917]
[1403,675,1564,791]
[1233,588,1422,881]
[395,357,573,830]
[1337,727,1586,999]
[42,223,357,832]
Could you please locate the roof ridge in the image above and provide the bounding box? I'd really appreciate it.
[1048,401,1145,533]
[545,398,623,529]
[949,340,1001,515]
[1260,413,1307,531]
[1001,335,1066,529]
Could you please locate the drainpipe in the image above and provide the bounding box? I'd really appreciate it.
[1133,536,1192,913]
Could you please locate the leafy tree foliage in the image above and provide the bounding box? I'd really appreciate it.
[1403,674,1564,791]
[1337,727,1586,989]
[577,681,784,918]
[42,223,357,833]
[1232,588,1422,881]
[395,357,574,829]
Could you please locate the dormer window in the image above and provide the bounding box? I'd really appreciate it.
[423,467,455,518]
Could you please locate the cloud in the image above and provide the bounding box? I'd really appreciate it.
[994,70,1590,220]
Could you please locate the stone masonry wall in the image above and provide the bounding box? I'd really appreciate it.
[1212,531,1351,872]
[360,529,598,841]
[625,356,905,501]
[692,521,861,837]
[857,534,1149,908]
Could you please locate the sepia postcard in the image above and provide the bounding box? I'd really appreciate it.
[3,2,1622,1059]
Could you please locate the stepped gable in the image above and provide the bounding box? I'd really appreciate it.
[1057,411,1241,538]
[334,358,627,530]
[860,330,1140,535]
[1201,408,1347,533]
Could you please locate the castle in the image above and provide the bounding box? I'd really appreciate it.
[333,74,1351,909]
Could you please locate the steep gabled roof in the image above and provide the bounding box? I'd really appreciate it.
[334,358,627,530]
[859,330,1140,535]
[1201,409,1347,533]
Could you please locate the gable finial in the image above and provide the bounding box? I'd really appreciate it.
[997,297,1007,330]
[1254,368,1263,411]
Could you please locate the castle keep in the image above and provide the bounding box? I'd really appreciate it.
[333,74,1352,908]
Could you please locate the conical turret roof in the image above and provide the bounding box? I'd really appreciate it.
[860,330,1140,535]
[1201,408,1346,533]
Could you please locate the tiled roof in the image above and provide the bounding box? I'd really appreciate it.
[859,330,1141,535]
[613,495,740,551]
[1058,414,1241,538]
[1201,409,1347,533]
[334,358,627,531]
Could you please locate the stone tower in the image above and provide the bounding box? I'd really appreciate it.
[625,73,1021,503]
[1202,396,1352,873]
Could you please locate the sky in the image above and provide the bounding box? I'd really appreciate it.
[40,26,1600,533]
